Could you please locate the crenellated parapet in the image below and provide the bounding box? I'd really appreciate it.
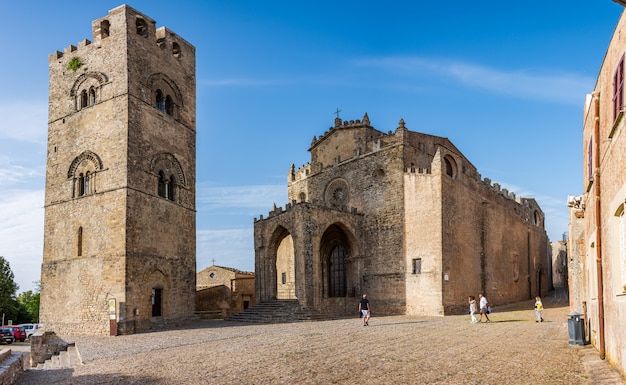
[309,112,380,149]
[254,199,361,222]
[405,161,542,226]
[48,4,194,63]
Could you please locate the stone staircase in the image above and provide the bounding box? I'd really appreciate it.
[33,343,82,370]
[226,299,324,323]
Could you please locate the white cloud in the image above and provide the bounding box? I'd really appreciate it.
[0,189,44,293]
[354,56,593,105]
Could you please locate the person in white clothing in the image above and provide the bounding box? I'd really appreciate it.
[469,295,478,323]
[478,293,490,322]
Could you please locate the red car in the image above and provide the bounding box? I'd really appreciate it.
[3,326,26,342]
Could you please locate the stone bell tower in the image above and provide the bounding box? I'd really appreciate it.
[41,5,196,335]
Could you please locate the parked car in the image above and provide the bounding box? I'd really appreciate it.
[0,328,14,344]
[17,323,39,339]
[3,326,26,342]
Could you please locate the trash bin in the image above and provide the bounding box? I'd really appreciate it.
[568,312,586,346]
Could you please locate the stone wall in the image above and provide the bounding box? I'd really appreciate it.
[0,351,23,385]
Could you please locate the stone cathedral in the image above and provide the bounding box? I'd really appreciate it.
[40,5,196,335]
[254,115,550,317]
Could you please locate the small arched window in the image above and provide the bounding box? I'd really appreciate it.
[158,171,175,201]
[84,171,91,195]
[168,175,175,200]
[158,170,166,197]
[155,90,166,112]
[100,20,110,38]
[89,87,96,105]
[172,42,181,58]
[136,18,148,37]
[69,151,101,198]
[78,173,85,196]
[444,155,457,179]
[165,95,174,115]
[80,90,88,108]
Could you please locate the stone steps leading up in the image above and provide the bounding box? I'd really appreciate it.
[226,299,324,324]
[34,343,82,370]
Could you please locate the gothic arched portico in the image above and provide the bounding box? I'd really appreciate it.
[317,222,362,315]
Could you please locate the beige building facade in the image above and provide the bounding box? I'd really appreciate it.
[569,9,626,377]
[196,265,255,318]
[254,114,549,318]
[40,5,196,335]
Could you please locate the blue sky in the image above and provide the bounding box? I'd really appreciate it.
[0,1,623,293]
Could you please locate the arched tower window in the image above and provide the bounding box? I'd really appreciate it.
[151,152,186,203]
[89,87,96,105]
[84,171,91,195]
[172,42,181,58]
[444,155,457,178]
[78,173,85,196]
[136,18,148,37]
[158,171,175,201]
[100,20,110,38]
[168,175,175,200]
[68,150,103,198]
[165,95,174,115]
[70,71,108,112]
[148,73,183,119]
[80,90,88,108]
[155,90,165,112]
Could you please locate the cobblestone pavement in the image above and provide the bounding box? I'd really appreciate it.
[16,293,626,385]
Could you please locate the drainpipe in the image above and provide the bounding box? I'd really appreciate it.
[593,93,605,359]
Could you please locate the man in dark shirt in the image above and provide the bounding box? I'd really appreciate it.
[359,294,370,326]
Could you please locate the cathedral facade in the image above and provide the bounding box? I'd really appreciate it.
[40,5,196,335]
[254,114,549,317]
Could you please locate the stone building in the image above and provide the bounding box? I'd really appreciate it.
[40,5,196,335]
[568,8,626,376]
[254,114,549,318]
[196,265,255,318]
[551,240,568,291]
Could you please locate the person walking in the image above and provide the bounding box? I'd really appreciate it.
[478,293,490,322]
[534,296,544,322]
[469,295,478,323]
[359,294,370,326]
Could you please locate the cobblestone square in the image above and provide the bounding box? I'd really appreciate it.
[17,294,625,384]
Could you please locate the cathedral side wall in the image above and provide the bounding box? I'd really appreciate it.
[441,180,548,313]
[404,172,444,316]
[439,172,483,314]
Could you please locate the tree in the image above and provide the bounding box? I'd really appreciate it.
[0,256,19,323]
[16,282,40,323]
